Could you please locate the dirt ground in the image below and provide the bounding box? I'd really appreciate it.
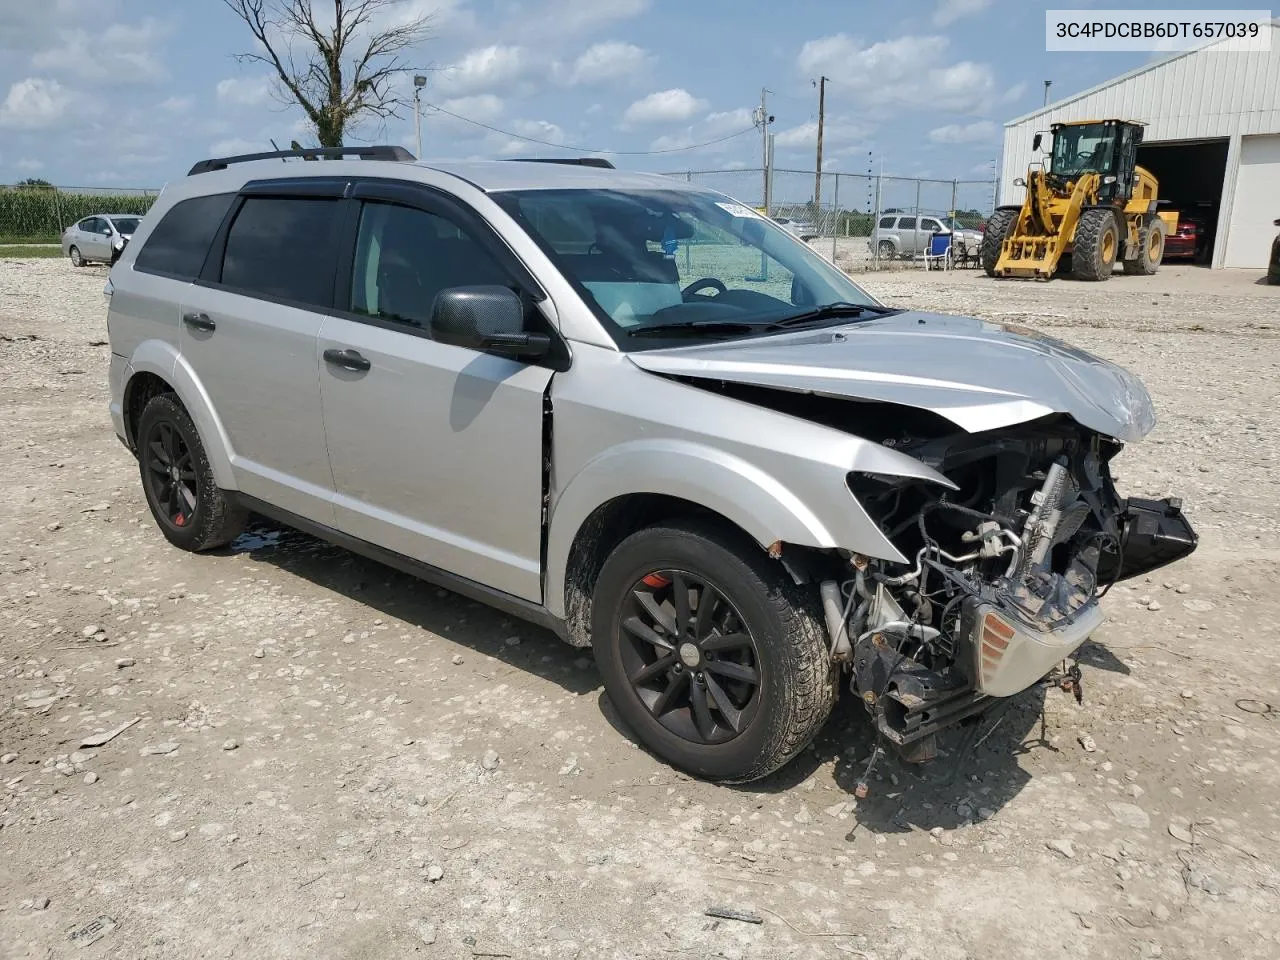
[2,256,1279,960]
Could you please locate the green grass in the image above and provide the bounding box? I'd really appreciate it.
[0,244,64,258]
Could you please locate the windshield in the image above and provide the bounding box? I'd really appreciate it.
[494,188,879,349]
[110,217,141,234]
[1049,123,1116,179]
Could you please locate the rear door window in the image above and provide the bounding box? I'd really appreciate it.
[897,217,917,230]
[219,196,341,307]
[134,193,235,280]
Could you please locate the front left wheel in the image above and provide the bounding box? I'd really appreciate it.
[591,520,835,782]
[137,394,247,551]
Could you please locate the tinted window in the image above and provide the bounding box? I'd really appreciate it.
[135,193,235,280]
[897,217,917,230]
[348,202,510,332]
[878,216,895,229]
[921,218,942,232]
[221,197,339,306]
[78,218,96,232]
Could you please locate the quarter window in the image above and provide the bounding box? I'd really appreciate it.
[220,196,340,306]
[348,201,511,332]
[134,193,235,280]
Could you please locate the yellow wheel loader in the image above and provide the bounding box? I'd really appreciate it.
[982,119,1179,281]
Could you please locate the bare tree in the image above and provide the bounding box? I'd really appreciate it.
[222,0,431,147]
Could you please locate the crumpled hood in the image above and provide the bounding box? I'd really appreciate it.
[628,311,1156,441]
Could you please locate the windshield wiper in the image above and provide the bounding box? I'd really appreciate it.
[627,320,762,337]
[769,302,896,328]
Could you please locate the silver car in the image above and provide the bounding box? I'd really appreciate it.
[105,146,1196,782]
[870,213,982,260]
[62,213,141,266]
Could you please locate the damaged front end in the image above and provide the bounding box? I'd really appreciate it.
[835,416,1196,762]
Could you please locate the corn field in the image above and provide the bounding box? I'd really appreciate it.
[0,186,158,243]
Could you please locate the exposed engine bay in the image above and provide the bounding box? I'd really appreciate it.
[834,414,1197,762]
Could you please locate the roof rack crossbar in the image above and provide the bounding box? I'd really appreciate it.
[503,157,615,169]
[188,145,415,176]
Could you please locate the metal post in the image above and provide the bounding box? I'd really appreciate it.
[914,179,922,266]
[413,87,422,159]
[831,173,839,264]
[813,75,826,225]
[685,171,693,273]
[873,174,882,268]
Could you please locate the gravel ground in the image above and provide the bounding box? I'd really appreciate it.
[2,256,1279,960]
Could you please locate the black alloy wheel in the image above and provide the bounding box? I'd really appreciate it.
[620,569,761,745]
[142,418,198,531]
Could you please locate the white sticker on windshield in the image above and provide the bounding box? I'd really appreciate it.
[715,201,759,219]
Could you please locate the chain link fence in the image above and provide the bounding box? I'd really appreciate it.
[0,186,159,243]
[662,168,999,271]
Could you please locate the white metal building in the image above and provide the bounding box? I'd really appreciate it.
[1000,21,1280,269]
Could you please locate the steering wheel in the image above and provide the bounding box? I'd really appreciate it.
[682,277,727,299]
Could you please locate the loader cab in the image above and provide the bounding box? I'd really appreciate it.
[1045,120,1144,202]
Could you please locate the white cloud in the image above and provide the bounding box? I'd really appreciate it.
[436,45,535,97]
[0,78,71,128]
[929,120,996,143]
[797,33,997,114]
[31,17,170,84]
[648,108,753,152]
[622,88,707,126]
[932,0,991,28]
[210,137,263,156]
[569,41,653,85]
[159,95,192,113]
[528,0,649,38]
[215,75,273,108]
[15,158,44,171]
[774,121,817,149]
[436,94,505,122]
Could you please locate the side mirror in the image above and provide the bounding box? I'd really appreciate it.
[1274,218,1280,227]
[1013,177,1027,188]
[1032,133,1042,152]
[431,285,549,360]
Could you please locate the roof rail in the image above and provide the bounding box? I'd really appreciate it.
[188,145,415,176]
[505,157,616,169]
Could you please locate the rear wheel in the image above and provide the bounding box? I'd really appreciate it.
[137,394,247,551]
[980,208,1018,277]
[1072,208,1120,281]
[69,246,84,267]
[591,520,835,782]
[877,239,895,260]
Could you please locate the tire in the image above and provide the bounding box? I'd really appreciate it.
[980,208,1018,277]
[877,239,895,260]
[591,519,836,782]
[1123,215,1165,275]
[69,246,84,267]
[1072,208,1120,281]
[136,394,247,552]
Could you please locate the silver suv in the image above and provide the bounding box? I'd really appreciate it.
[870,214,982,260]
[106,146,1196,782]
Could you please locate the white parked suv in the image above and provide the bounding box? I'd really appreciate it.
[105,146,1196,782]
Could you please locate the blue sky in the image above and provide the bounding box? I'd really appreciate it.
[0,0,1200,191]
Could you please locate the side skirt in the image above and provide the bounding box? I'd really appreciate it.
[230,493,569,641]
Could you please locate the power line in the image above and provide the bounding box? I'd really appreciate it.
[422,102,757,156]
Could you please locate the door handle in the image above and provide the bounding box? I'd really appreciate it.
[323,348,372,372]
[182,312,216,332]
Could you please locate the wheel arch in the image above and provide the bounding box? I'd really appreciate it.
[545,442,853,645]
[124,342,237,489]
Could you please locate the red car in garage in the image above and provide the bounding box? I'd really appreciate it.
[1163,217,1202,260]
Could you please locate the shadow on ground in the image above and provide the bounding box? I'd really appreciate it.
[224,521,600,697]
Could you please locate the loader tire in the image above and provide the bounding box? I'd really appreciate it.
[1072,208,1120,281]
[1123,215,1165,275]
[981,208,1018,278]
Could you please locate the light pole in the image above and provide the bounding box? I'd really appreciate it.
[413,75,427,159]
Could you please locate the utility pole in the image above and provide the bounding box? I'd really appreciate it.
[813,76,827,225]
[1043,80,1052,106]
[413,74,427,158]
[753,88,774,215]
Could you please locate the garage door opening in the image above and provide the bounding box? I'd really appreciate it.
[1136,138,1229,266]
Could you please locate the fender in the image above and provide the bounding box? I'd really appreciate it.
[544,438,912,620]
[126,339,238,490]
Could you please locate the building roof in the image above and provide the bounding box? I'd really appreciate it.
[1006,19,1280,127]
